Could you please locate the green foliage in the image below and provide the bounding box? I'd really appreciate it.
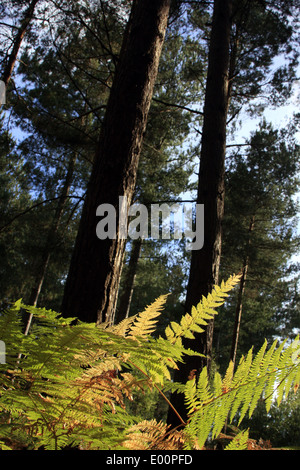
[224,429,249,451]
[216,119,300,369]
[183,336,300,449]
[1,275,299,450]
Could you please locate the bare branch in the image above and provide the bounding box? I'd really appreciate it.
[0,195,84,234]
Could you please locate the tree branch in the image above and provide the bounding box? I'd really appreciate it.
[153,97,204,116]
[0,195,84,233]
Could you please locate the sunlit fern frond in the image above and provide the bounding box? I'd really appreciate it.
[183,335,300,450]
[1,276,299,451]
[224,429,249,450]
[109,314,138,337]
[165,274,241,345]
[123,418,184,450]
[127,295,169,340]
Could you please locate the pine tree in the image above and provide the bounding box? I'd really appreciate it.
[0,114,35,305]
[167,0,233,427]
[2,0,126,311]
[215,120,300,371]
[61,0,172,325]
[167,0,299,426]
[1,0,39,88]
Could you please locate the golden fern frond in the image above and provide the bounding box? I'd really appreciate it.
[73,359,152,413]
[123,419,168,450]
[74,368,126,413]
[127,295,169,340]
[123,419,184,450]
[110,315,137,337]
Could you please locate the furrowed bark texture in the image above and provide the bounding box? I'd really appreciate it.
[61,0,171,324]
[114,238,142,324]
[168,0,232,427]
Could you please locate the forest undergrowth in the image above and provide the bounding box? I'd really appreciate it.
[0,274,300,451]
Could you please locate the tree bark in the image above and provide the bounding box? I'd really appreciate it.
[167,0,232,427]
[230,215,255,367]
[114,239,142,324]
[2,0,39,87]
[61,0,171,325]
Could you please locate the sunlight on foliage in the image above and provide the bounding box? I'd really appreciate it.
[0,274,299,450]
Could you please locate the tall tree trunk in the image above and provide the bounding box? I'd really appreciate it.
[167,0,232,427]
[2,0,39,87]
[114,239,142,324]
[230,216,255,367]
[61,0,171,325]
[23,153,77,335]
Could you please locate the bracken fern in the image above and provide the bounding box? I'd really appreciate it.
[0,274,299,450]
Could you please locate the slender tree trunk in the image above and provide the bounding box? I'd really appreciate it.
[230,215,255,367]
[167,0,232,427]
[114,239,142,324]
[61,0,171,325]
[2,0,39,87]
[23,153,77,335]
[184,0,232,369]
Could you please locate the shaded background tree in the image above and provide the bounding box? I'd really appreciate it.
[215,119,300,373]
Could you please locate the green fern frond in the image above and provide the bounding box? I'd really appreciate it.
[224,429,249,450]
[184,376,197,413]
[222,360,234,393]
[165,274,241,345]
[0,302,141,450]
[182,335,300,449]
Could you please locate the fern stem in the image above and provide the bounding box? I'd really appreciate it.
[264,363,299,404]
[127,359,186,427]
